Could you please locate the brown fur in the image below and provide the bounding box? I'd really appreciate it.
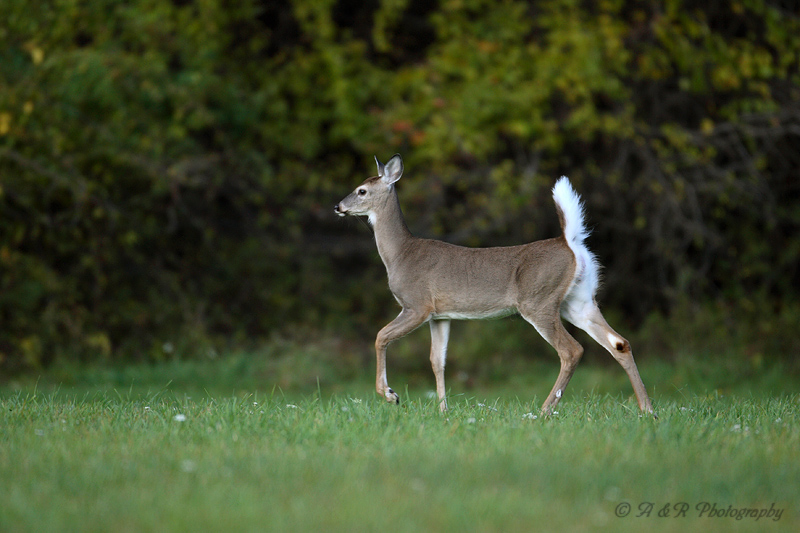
[336,155,655,416]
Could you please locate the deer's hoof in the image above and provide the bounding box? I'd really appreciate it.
[385,388,400,405]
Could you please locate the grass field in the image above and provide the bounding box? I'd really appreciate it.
[2,351,798,532]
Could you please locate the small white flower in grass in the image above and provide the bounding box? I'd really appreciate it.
[144,406,150,411]
[467,417,476,424]
[341,406,349,412]
[775,418,782,423]
[173,414,187,422]
[603,486,621,502]
[285,404,298,409]
[522,413,538,420]
[350,398,362,404]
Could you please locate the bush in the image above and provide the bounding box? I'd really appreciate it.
[1,0,798,370]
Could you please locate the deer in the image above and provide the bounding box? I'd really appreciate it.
[335,154,655,417]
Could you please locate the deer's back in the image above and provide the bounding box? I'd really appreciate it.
[387,236,576,317]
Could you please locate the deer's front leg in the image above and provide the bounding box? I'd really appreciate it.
[429,319,451,412]
[375,308,430,405]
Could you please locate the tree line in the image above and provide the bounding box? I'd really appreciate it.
[1,0,798,370]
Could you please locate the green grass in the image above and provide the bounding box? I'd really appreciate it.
[2,354,798,532]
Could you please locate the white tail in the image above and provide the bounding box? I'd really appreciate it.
[335,155,655,417]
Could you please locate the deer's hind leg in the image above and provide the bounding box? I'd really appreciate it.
[519,304,584,415]
[562,301,655,417]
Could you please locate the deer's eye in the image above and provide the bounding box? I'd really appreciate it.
[357,188,367,196]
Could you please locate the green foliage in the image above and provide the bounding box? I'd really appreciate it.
[1,0,798,368]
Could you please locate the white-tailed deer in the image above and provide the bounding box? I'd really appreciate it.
[335,154,655,417]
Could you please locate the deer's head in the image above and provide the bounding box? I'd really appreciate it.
[335,154,403,225]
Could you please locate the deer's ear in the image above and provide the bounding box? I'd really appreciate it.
[381,154,403,185]
[374,156,385,178]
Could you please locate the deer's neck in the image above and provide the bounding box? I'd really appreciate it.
[371,190,413,267]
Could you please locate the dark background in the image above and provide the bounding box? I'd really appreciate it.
[1,0,798,372]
